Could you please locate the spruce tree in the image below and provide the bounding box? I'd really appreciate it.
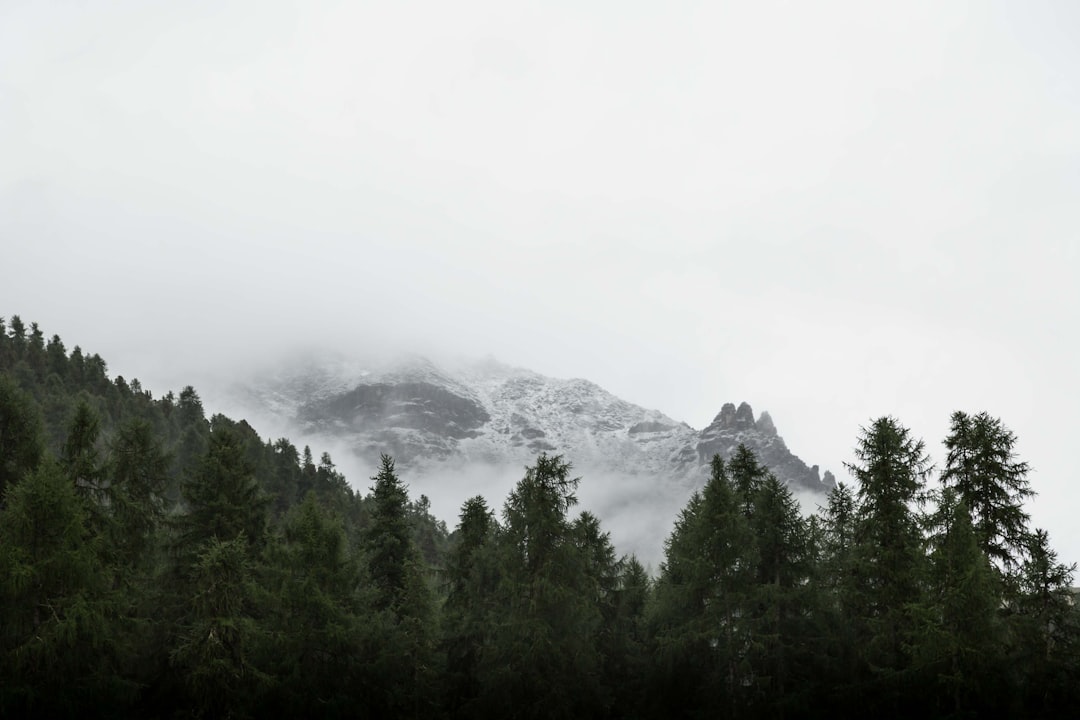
[941,411,1033,587]
[362,454,435,717]
[650,454,757,718]
[476,454,604,720]
[0,460,129,714]
[912,488,1003,715]
[0,373,45,504]
[442,495,499,715]
[845,416,931,712]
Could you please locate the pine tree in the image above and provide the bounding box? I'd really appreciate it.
[362,454,435,717]
[257,495,380,717]
[442,495,500,715]
[911,488,1003,715]
[650,454,757,718]
[941,411,1033,588]
[475,454,604,720]
[1013,529,1080,713]
[107,418,170,570]
[748,472,813,714]
[0,460,129,714]
[844,416,931,712]
[0,373,45,504]
[176,425,268,559]
[728,443,769,519]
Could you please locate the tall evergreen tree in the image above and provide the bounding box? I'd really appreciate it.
[1013,528,1080,713]
[844,416,931,712]
[941,411,1033,587]
[912,488,1003,716]
[748,472,813,714]
[442,495,500,715]
[476,454,604,720]
[0,373,45,504]
[650,454,757,718]
[362,454,435,717]
[0,460,129,714]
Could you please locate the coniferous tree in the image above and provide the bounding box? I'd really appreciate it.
[107,417,170,571]
[476,454,604,720]
[442,495,500,715]
[362,454,435,717]
[845,416,931,713]
[62,398,105,501]
[0,373,45,504]
[911,488,1003,715]
[728,443,769,519]
[0,460,129,714]
[257,495,381,717]
[167,425,271,716]
[1013,528,1080,713]
[941,411,1033,590]
[650,454,757,718]
[748,472,813,715]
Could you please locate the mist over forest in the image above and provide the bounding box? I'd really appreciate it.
[4,1,1079,716]
[2,316,1078,718]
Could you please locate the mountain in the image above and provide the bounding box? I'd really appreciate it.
[225,353,835,496]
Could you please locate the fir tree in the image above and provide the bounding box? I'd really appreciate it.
[941,411,1033,588]
[845,416,931,712]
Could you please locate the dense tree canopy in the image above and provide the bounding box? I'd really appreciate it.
[0,316,1077,718]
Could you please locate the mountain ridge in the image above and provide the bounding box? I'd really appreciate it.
[226,354,835,496]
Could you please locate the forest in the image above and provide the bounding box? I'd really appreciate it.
[1,314,1077,719]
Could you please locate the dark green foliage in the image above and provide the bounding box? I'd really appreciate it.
[169,534,268,719]
[2,315,1079,719]
[442,495,500,714]
[0,460,129,715]
[845,416,931,693]
[942,411,1033,588]
[361,453,436,716]
[257,496,384,717]
[107,417,170,569]
[912,488,1004,715]
[176,424,269,558]
[1012,529,1080,713]
[473,454,606,720]
[364,454,421,613]
[0,373,45,502]
[650,454,757,718]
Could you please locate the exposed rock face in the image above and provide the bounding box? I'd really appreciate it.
[696,402,828,491]
[230,355,835,495]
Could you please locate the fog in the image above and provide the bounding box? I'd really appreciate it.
[3,1,1079,565]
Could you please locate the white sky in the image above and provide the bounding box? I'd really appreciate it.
[3,1,1078,563]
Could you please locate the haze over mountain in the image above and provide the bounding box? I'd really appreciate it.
[218,352,834,564]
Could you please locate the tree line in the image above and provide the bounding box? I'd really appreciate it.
[1,315,1077,718]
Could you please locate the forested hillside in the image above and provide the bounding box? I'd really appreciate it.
[1,315,1077,718]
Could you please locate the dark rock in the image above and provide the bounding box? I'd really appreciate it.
[734,402,755,430]
[697,401,833,494]
[629,421,674,435]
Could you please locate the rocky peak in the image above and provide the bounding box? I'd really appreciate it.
[757,410,777,437]
[697,401,833,493]
[734,401,756,430]
[714,402,738,429]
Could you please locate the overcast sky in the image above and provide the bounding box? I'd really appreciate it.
[2,1,1078,561]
